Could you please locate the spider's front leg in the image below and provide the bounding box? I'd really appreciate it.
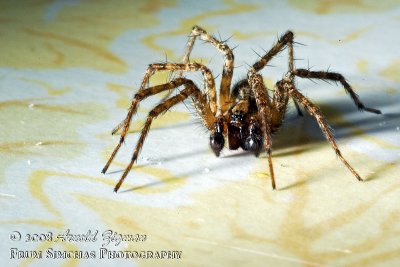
[182,25,235,113]
[102,78,200,174]
[114,81,214,192]
[248,69,276,189]
[111,67,156,135]
[103,62,218,174]
[111,61,218,135]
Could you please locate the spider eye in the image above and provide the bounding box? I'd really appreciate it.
[210,132,224,157]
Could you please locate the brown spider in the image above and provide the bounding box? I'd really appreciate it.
[102,26,381,192]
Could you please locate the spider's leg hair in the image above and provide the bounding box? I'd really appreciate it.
[188,98,213,133]
[293,41,306,46]
[222,35,234,44]
[260,45,268,54]
[244,61,252,69]
[111,118,127,135]
[114,82,213,192]
[286,80,364,181]
[306,58,314,71]
[294,69,381,114]
[164,51,169,64]
[327,64,331,72]
[251,48,262,59]
[217,31,222,42]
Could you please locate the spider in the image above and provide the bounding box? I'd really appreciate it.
[102,25,381,192]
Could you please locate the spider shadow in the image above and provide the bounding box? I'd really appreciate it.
[119,176,184,193]
[105,147,209,175]
[271,93,399,188]
[277,176,322,191]
[276,94,398,147]
[125,119,197,134]
[118,158,237,193]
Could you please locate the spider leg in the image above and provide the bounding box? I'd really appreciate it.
[249,31,303,118]
[270,81,290,132]
[105,63,217,175]
[111,118,127,135]
[103,78,193,174]
[253,31,294,73]
[248,69,276,189]
[102,77,215,175]
[293,69,381,114]
[183,26,235,113]
[284,79,363,181]
[111,62,218,135]
[114,82,206,192]
[149,63,217,115]
[110,67,155,135]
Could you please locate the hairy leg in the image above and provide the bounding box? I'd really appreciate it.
[113,82,206,192]
[102,78,214,175]
[285,79,363,181]
[248,69,276,189]
[183,25,235,113]
[253,31,295,74]
[270,81,290,132]
[250,30,297,127]
[111,62,218,135]
[294,69,381,114]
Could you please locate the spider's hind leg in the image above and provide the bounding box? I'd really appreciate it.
[285,79,363,181]
[294,69,381,114]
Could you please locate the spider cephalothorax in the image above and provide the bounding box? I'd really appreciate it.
[102,26,381,192]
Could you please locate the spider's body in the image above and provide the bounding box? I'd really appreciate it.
[102,26,381,192]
